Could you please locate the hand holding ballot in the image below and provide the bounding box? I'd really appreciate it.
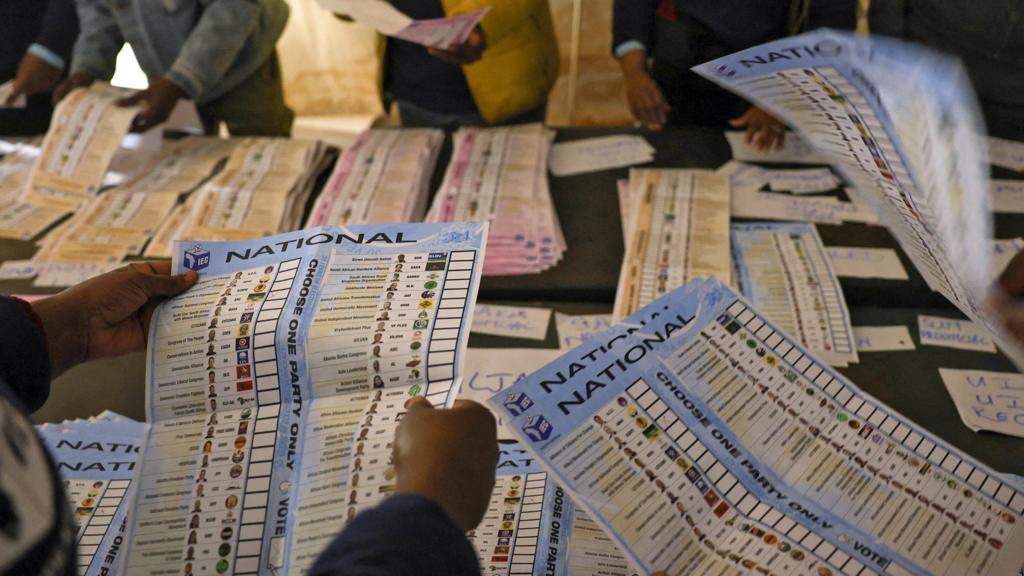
[116,77,185,133]
[427,26,486,65]
[729,105,788,152]
[989,247,1024,345]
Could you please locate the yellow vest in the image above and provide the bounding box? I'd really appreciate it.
[382,0,560,125]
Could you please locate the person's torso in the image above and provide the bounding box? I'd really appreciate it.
[671,0,790,49]
[0,0,50,81]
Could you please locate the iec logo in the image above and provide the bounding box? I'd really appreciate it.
[503,392,534,416]
[183,245,211,272]
[714,64,737,78]
[522,415,553,442]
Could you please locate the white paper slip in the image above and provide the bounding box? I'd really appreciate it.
[0,80,26,108]
[992,238,1024,279]
[459,347,562,434]
[0,259,42,279]
[555,313,612,351]
[766,167,839,194]
[724,130,827,164]
[853,325,915,352]
[548,135,654,176]
[825,246,909,280]
[471,304,552,340]
[918,314,997,353]
[991,179,1024,213]
[317,0,485,48]
[938,368,1024,438]
[988,136,1024,172]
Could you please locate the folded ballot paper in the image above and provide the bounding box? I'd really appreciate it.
[693,29,1024,369]
[427,124,566,276]
[317,0,487,50]
[306,128,443,227]
[36,412,145,576]
[491,277,1024,576]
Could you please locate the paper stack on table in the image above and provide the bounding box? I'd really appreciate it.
[36,411,144,576]
[732,222,858,366]
[148,137,331,249]
[0,143,67,240]
[427,124,565,275]
[306,128,443,227]
[547,134,654,176]
[613,168,731,320]
[317,0,486,49]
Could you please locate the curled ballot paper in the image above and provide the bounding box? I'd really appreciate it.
[316,0,487,49]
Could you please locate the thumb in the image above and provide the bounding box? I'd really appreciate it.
[404,395,434,411]
[140,269,198,298]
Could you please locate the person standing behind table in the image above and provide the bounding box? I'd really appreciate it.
[0,0,79,135]
[613,0,855,149]
[869,0,1024,141]
[53,0,294,137]
[382,0,559,128]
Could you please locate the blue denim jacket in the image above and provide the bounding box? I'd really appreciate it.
[70,0,288,105]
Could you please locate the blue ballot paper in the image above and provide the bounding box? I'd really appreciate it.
[123,223,488,575]
[490,278,1024,576]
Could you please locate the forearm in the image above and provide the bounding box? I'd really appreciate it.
[165,0,261,100]
[0,298,53,412]
[69,0,123,80]
[612,0,657,55]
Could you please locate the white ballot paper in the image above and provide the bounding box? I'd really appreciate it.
[853,325,915,352]
[766,167,841,194]
[123,222,488,575]
[918,315,997,353]
[471,304,552,341]
[460,347,563,433]
[826,247,909,280]
[491,277,1024,576]
[938,368,1024,439]
[548,135,654,176]
[990,179,1024,213]
[555,313,613,351]
[733,222,858,366]
[316,0,487,49]
[614,168,731,320]
[987,137,1024,172]
[694,30,1024,368]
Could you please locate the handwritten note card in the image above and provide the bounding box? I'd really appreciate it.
[766,168,840,194]
[724,131,826,164]
[548,135,654,176]
[0,260,43,280]
[918,314,997,353]
[471,304,552,340]
[460,347,562,434]
[938,368,1024,438]
[555,313,613,351]
[991,179,1024,213]
[825,247,909,280]
[852,325,915,352]
[988,136,1024,172]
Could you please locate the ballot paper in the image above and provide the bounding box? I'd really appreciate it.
[733,222,858,366]
[613,169,731,320]
[0,143,69,240]
[724,130,827,164]
[825,246,909,280]
[987,136,1024,172]
[36,413,145,576]
[123,222,487,575]
[990,179,1024,213]
[918,314,997,353]
[461,347,563,434]
[0,79,26,108]
[991,238,1024,279]
[316,0,486,49]
[306,128,442,227]
[853,325,916,352]
[568,510,640,576]
[765,167,841,194]
[616,178,633,242]
[428,124,566,276]
[938,368,1024,439]
[695,30,1024,368]
[471,304,552,340]
[22,84,139,212]
[548,135,654,177]
[490,277,1024,576]
[555,312,613,351]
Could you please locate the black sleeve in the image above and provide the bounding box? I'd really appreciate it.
[34,0,80,65]
[0,297,52,413]
[807,0,858,31]
[612,0,659,54]
[309,494,481,576]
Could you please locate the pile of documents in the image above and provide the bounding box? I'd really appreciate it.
[427,124,566,275]
[146,137,331,254]
[36,411,143,576]
[613,168,731,319]
[316,0,486,49]
[306,128,442,226]
[547,134,654,176]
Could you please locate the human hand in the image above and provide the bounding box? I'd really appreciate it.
[32,261,197,378]
[52,71,95,104]
[729,105,787,152]
[988,248,1024,345]
[5,52,63,105]
[619,51,670,130]
[117,77,184,132]
[427,26,486,66]
[393,396,498,531]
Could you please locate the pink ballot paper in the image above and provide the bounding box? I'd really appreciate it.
[317,0,487,49]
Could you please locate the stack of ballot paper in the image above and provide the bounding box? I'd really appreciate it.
[613,168,732,320]
[490,277,1024,576]
[0,142,66,240]
[316,0,486,49]
[36,411,144,576]
[427,124,566,275]
[30,137,234,269]
[147,137,331,250]
[306,128,443,226]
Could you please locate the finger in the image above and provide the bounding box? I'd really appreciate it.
[729,111,753,128]
[404,395,434,412]
[136,267,198,297]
